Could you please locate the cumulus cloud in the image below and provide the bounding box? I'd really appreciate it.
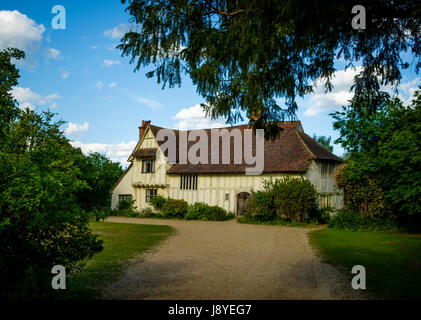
[109,82,117,88]
[304,67,362,117]
[64,122,90,136]
[45,47,61,60]
[70,140,137,166]
[304,67,421,116]
[103,59,120,67]
[173,104,227,130]
[104,23,131,39]
[60,69,70,79]
[10,86,60,110]
[0,10,45,66]
[95,81,103,90]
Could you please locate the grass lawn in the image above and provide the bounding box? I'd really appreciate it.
[58,221,174,299]
[309,229,421,299]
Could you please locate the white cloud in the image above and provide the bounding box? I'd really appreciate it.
[0,10,45,67]
[392,77,421,106]
[10,86,60,110]
[90,45,98,50]
[64,122,90,136]
[173,104,227,130]
[0,10,45,50]
[103,59,120,67]
[304,67,362,117]
[127,91,165,109]
[104,23,131,39]
[109,82,117,88]
[70,140,137,166]
[95,81,103,90]
[45,47,61,60]
[60,69,70,79]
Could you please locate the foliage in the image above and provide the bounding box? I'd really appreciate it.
[113,198,139,217]
[139,207,161,218]
[73,152,124,212]
[185,202,234,221]
[0,48,103,299]
[332,88,421,223]
[118,0,420,138]
[312,134,333,152]
[328,209,400,232]
[90,208,110,222]
[149,195,167,211]
[269,177,318,222]
[161,199,189,218]
[237,215,321,228]
[245,191,275,221]
[245,177,319,223]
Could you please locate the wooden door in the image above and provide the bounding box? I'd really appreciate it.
[236,192,250,216]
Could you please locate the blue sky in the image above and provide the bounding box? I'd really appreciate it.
[1,1,420,166]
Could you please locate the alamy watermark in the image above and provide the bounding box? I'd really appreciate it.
[51,265,66,289]
[351,265,366,290]
[155,128,265,175]
[52,5,66,30]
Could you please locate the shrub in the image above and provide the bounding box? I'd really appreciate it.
[150,195,167,211]
[185,202,234,221]
[245,191,275,221]
[266,177,318,222]
[139,207,159,218]
[116,198,136,211]
[328,209,400,231]
[161,199,188,218]
[185,202,208,220]
[314,206,336,224]
[90,208,109,221]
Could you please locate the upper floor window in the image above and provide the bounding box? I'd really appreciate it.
[321,162,335,177]
[180,174,198,190]
[142,159,155,173]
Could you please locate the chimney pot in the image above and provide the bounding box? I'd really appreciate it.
[138,120,151,140]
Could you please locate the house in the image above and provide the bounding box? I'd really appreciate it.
[110,120,343,215]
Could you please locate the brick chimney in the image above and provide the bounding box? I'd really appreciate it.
[138,120,151,140]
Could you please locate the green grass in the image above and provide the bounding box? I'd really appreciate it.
[309,229,421,299]
[237,215,322,228]
[58,221,174,299]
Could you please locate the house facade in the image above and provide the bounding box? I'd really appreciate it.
[110,120,343,215]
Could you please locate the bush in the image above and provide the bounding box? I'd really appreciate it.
[90,208,109,221]
[245,191,275,221]
[329,209,400,231]
[185,202,208,220]
[161,199,188,218]
[139,207,160,218]
[314,206,336,224]
[116,198,136,211]
[150,195,167,211]
[268,177,318,222]
[185,202,234,221]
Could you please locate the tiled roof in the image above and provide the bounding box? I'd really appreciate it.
[144,121,341,174]
[132,147,158,158]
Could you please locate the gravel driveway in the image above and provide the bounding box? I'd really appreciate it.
[102,217,365,300]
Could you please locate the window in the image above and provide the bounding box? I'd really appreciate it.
[320,194,332,208]
[145,189,157,203]
[180,174,198,190]
[321,162,335,177]
[225,193,230,201]
[119,194,132,201]
[142,159,155,173]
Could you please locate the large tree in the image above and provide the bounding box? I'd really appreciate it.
[118,0,420,137]
[0,49,103,299]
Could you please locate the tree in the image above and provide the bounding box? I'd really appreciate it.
[118,0,420,138]
[0,49,103,299]
[312,134,333,152]
[332,87,421,226]
[73,151,124,212]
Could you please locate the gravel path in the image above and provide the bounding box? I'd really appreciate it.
[102,217,366,300]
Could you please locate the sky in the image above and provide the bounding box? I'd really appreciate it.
[1,1,420,166]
